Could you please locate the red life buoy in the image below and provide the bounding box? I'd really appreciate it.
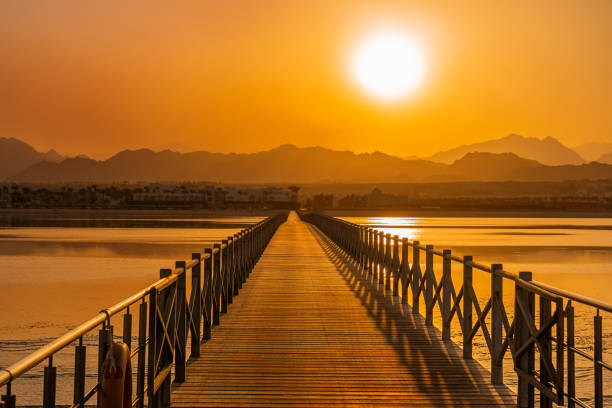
[100,342,132,408]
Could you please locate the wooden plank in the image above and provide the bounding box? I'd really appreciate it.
[171,213,515,407]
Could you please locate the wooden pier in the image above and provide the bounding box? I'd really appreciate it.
[171,213,515,407]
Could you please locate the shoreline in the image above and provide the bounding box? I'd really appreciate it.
[2,208,612,219]
[0,208,278,219]
[324,209,612,218]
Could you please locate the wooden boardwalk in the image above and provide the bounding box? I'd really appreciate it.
[171,213,515,407]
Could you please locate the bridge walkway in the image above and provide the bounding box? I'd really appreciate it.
[171,213,515,407]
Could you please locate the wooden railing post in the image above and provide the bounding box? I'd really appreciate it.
[594,311,603,408]
[368,229,374,276]
[220,242,228,314]
[238,232,245,287]
[566,302,575,408]
[540,295,552,408]
[378,232,385,286]
[392,235,400,296]
[203,249,213,340]
[245,229,250,271]
[361,226,367,269]
[174,261,187,382]
[225,239,233,305]
[147,283,158,408]
[231,236,239,296]
[355,225,360,261]
[122,308,132,351]
[401,239,409,304]
[1,383,16,408]
[385,233,392,291]
[234,233,242,291]
[42,357,56,408]
[175,261,187,383]
[73,337,86,407]
[246,228,253,274]
[191,253,202,359]
[242,230,248,279]
[213,244,221,324]
[442,249,452,341]
[97,322,111,408]
[557,295,565,406]
[491,263,503,385]
[425,245,434,326]
[516,271,534,408]
[411,242,421,315]
[136,300,147,408]
[463,255,473,359]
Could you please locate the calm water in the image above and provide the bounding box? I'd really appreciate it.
[1,214,610,405]
[342,216,612,405]
[0,215,262,405]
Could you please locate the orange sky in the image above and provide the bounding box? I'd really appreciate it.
[1,1,611,159]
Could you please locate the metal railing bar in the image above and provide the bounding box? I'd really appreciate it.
[531,280,612,313]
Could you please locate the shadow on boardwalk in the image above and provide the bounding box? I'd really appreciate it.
[309,223,515,407]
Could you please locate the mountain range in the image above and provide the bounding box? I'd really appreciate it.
[427,134,585,165]
[0,138,63,180]
[3,136,612,184]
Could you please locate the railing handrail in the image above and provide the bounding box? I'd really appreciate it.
[0,286,151,386]
[339,215,611,313]
[530,280,612,313]
[0,214,278,389]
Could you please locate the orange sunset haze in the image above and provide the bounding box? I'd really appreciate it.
[1,0,611,158]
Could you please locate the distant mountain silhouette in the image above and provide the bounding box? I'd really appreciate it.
[595,152,612,165]
[574,143,612,162]
[428,134,584,165]
[7,140,612,184]
[425,152,542,181]
[0,138,64,179]
[10,144,445,183]
[41,149,64,163]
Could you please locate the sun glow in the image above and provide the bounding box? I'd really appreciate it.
[351,29,426,102]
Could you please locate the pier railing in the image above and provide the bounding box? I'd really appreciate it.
[0,212,288,408]
[300,212,611,408]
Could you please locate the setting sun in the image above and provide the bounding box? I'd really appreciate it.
[351,29,426,102]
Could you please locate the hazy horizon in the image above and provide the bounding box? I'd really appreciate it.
[2,1,612,158]
[3,134,607,162]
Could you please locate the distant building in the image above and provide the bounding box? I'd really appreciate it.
[224,187,262,204]
[224,186,298,208]
[133,183,215,204]
[261,187,297,204]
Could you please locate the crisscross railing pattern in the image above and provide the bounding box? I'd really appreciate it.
[300,212,611,408]
[0,212,288,408]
